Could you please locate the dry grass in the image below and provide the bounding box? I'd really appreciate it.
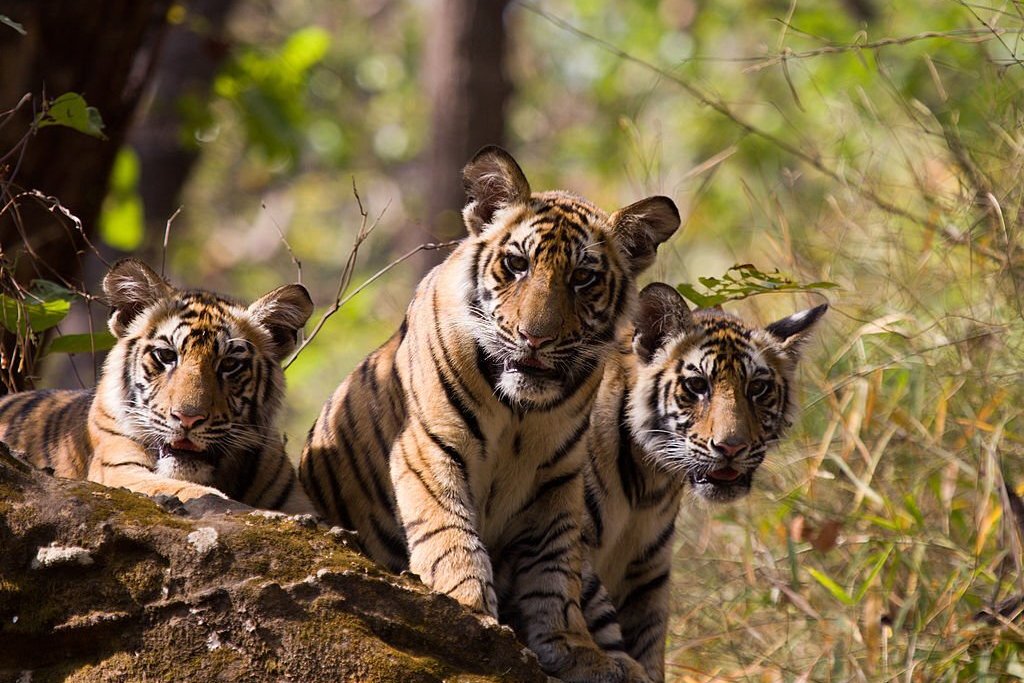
[638,7,1024,678]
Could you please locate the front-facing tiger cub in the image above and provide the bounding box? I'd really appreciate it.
[300,146,679,682]
[583,283,827,682]
[0,258,315,513]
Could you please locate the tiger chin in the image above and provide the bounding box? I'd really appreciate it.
[582,283,827,682]
[0,258,316,514]
[302,145,680,683]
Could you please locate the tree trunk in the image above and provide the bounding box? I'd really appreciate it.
[415,0,513,272]
[129,0,239,266]
[0,0,172,393]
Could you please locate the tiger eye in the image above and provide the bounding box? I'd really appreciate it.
[570,269,597,288]
[220,357,243,375]
[683,376,709,396]
[151,347,177,365]
[748,379,770,397]
[503,254,529,275]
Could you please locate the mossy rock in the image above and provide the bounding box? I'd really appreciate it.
[0,450,545,682]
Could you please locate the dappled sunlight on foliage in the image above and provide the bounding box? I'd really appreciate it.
[5,0,1024,678]
[167,2,1024,677]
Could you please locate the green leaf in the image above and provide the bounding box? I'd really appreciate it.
[0,280,78,335]
[99,148,144,251]
[0,295,71,334]
[676,283,726,308]
[852,546,894,603]
[902,493,925,528]
[863,514,903,531]
[279,27,331,73]
[211,27,331,170]
[807,567,855,605]
[0,14,25,35]
[28,279,77,303]
[46,332,117,355]
[675,264,839,308]
[35,92,107,139]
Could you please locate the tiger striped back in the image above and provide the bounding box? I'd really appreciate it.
[0,259,315,513]
[301,146,679,682]
[583,283,827,681]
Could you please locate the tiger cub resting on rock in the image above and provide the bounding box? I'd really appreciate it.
[583,283,827,682]
[301,146,679,682]
[0,258,315,513]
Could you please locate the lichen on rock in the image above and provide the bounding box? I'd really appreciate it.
[0,446,546,682]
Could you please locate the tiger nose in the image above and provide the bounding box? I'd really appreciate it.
[518,327,555,350]
[711,438,749,458]
[172,410,207,429]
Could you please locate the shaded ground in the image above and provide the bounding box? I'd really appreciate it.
[0,446,546,682]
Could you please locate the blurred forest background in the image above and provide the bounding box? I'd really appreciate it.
[2,0,1024,679]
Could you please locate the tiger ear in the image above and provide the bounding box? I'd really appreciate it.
[609,196,680,276]
[765,303,828,362]
[248,284,314,361]
[633,283,692,363]
[462,145,532,235]
[103,259,174,337]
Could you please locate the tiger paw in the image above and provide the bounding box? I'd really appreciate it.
[608,651,654,683]
[474,611,500,629]
[542,643,650,683]
[171,483,229,502]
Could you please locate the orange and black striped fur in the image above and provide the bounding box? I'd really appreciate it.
[0,259,315,513]
[300,147,679,682]
[583,284,827,681]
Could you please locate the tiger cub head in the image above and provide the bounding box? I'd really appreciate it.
[629,283,826,502]
[100,259,313,482]
[461,146,680,407]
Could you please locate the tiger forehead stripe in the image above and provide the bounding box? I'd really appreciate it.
[538,196,601,223]
[155,298,242,356]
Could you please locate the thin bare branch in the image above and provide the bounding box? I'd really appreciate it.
[262,201,302,285]
[518,1,1010,265]
[283,179,387,370]
[283,238,460,371]
[161,205,182,278]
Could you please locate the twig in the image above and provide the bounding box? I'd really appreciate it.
[0,92,31,134]
[283,179,386,369]
[0,191,96,299]
[958,0,1024,68]
[21,190,110,272]
[262,201,302,285]
[517,1,1010,265]
[283,238,460,370]
[747,25,1023,71]
[161,206,182,278]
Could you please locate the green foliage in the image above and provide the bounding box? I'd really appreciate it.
[99,148,144,251]
[144,1,1024,679]
[0,281,75,335]
[0,281,111,356]
[676,264,837,308]
[35,92,106,139]
[211,27,331,169]
[46,332,116,355]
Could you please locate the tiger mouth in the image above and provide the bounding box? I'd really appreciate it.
[504,357,558,379]
[159,439,216,463]
[690,467,752,489]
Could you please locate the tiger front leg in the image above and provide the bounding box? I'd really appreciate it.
[390,425,498,621]
[501,476,650,683]
[88,436,227,502]
[614,556,673,683]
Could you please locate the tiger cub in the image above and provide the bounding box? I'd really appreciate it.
[300,146,679,682]
[583,283,827,681]
[0,258,315,513]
